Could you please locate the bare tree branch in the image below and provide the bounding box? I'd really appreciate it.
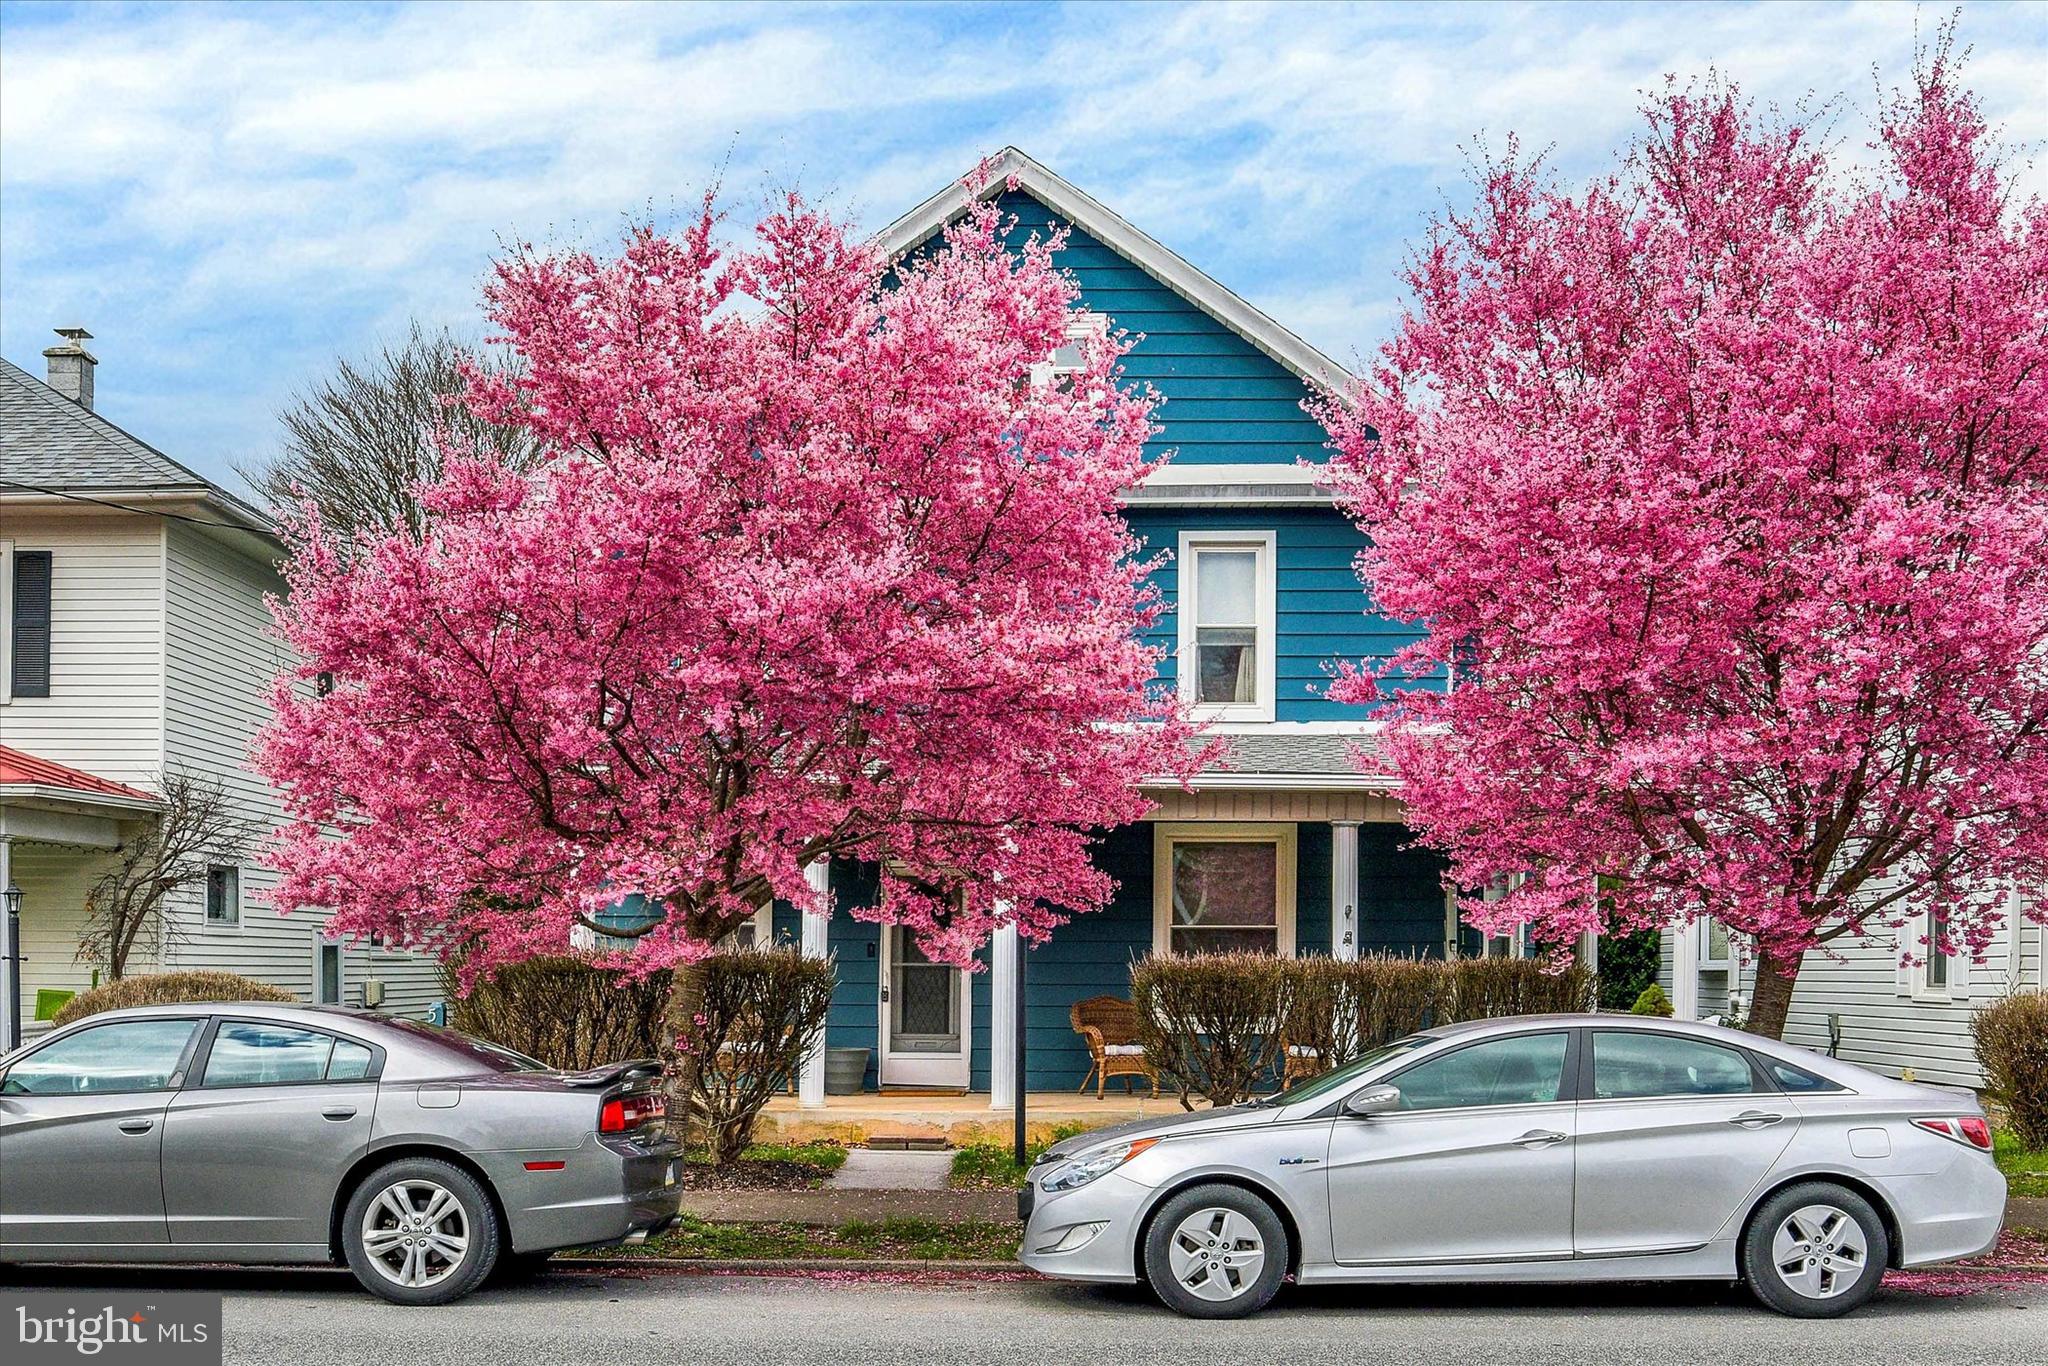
[77,771,259,980]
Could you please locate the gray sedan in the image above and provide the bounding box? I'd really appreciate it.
[0,1002,682,1304]
[1020,1014,2005,1319]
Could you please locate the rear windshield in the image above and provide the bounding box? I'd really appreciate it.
[378,1019,551,1074]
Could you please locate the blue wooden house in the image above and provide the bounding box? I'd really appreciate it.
[750,149,1465,1105]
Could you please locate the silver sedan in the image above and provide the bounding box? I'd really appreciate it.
[0,1002,683,1304]
[1020,1014,2005,1318]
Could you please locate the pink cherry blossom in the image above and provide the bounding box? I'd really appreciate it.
[1320,42,2048,1036]
[257,177,1201,983]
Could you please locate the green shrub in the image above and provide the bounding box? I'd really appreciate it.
[51,970,293,1027]
[1133,952,1295,1109]
[1630,983,1675,1017]
[449,949,834,1164]
[1597,929,1663,1011]
[444,956,669,1069]
[1973,991,2048,1151]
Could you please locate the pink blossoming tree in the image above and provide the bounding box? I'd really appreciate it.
[1322,50,2048,1038]
[258,184,1198,1109]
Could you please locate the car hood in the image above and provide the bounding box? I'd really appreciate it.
[1039,1103,1277,1163]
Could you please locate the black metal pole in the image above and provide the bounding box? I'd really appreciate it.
[3,900,21,1055]
[1012,935,1028,1168]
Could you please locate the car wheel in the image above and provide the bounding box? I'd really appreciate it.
[1741,1182,1889,1318]
[1142,1184,1289,1319]
[342,1158,501,1306]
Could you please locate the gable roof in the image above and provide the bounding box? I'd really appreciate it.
[876,147,1352,396]
[0,355,274,536]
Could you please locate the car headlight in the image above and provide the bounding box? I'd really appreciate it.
[1039,1138,1158,1193]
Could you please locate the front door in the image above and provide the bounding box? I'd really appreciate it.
[162,1018,380,1248]
[1573,1028,1800,1256]
[1325,1029,1577,1265]
[0,1016,205,1250]
[878,925,970,1089]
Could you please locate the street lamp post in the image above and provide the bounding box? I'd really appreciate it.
[1,881,24,1054]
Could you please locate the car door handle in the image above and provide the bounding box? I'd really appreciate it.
[117,1118,155,1135]
[1513,1129,1567,1148]
[322,1106,358,1122]
[1729,1110,1785,1129]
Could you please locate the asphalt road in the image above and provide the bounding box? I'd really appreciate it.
[5,1263,2041,1365]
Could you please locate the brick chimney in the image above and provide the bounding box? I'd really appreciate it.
[42,327,97,409]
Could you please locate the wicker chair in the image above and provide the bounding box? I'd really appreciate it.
[1070,995,1158,1099]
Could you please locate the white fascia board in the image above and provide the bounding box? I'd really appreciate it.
[875,147,1355,398]
[1139,772,1401,792]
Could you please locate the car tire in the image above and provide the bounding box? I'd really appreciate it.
[1142,1184,1290,1319]
[1741,1182,1889,1318]
[342,1157,502,1306]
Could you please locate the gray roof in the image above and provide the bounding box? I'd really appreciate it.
[1202,732,1383,777]
[0,356,271,530]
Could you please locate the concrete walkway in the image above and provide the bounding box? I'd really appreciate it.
[829,1148,956,1192]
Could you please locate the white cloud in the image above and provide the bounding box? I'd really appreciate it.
[2,0,2041,487]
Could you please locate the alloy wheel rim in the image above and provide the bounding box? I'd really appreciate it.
[1166,1207,1266,1302]
[360,1179,470,1289]
[1770,1203,1868,1300]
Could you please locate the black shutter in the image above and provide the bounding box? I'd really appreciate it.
[11,550,52,697]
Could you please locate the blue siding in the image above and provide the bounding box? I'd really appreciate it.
[1357,824,1452,958]
[1123,506,1428,720]
[944,190,1333,468]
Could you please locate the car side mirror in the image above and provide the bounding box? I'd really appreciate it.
[1343,1084,1400,1118]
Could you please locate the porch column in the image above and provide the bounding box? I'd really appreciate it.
[1671,919,1700,1021]
[797,859,832,1109]
[989,913,1019,1111]
[1329,821,1361,960]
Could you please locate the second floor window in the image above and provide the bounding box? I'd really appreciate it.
[1178,532,1275,721]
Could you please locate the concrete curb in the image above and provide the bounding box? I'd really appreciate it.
[552,1257,1031,1276]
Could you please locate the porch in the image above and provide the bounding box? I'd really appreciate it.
[0,746,161,1048]
[777,777,1467,1106]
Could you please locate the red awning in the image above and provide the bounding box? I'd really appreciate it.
[0,745,157,804]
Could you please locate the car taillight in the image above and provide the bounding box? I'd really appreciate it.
[600,1091,666,1134]
[1912,1116,1994,1151]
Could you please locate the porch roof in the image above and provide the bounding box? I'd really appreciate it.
[0,745,157,808]
[0,746,158,847]
[1150,730,1394,791]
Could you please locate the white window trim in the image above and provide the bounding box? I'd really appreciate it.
[1910,906,1966,1003]
[721,902,776,949]
[1696,915,1733,972]
[313,935,345,1005]
[0,539,13,705]
[1176,530,1277,723]
[1030,310,1107,389]
[1152,821,1297,957]
[204,865,242,931]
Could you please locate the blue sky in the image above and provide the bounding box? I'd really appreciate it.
[3,0,2044,495]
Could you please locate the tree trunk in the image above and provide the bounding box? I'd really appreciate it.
[660,957,712,1149]
[1744,948,1804,1041]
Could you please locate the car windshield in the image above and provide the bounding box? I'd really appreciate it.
[1261,1034,1436,1107]
[378,1019,552,1074]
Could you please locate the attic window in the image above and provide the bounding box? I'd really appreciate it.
[1032,311,1106,391]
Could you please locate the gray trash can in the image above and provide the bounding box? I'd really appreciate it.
[824,1046,870,1095]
